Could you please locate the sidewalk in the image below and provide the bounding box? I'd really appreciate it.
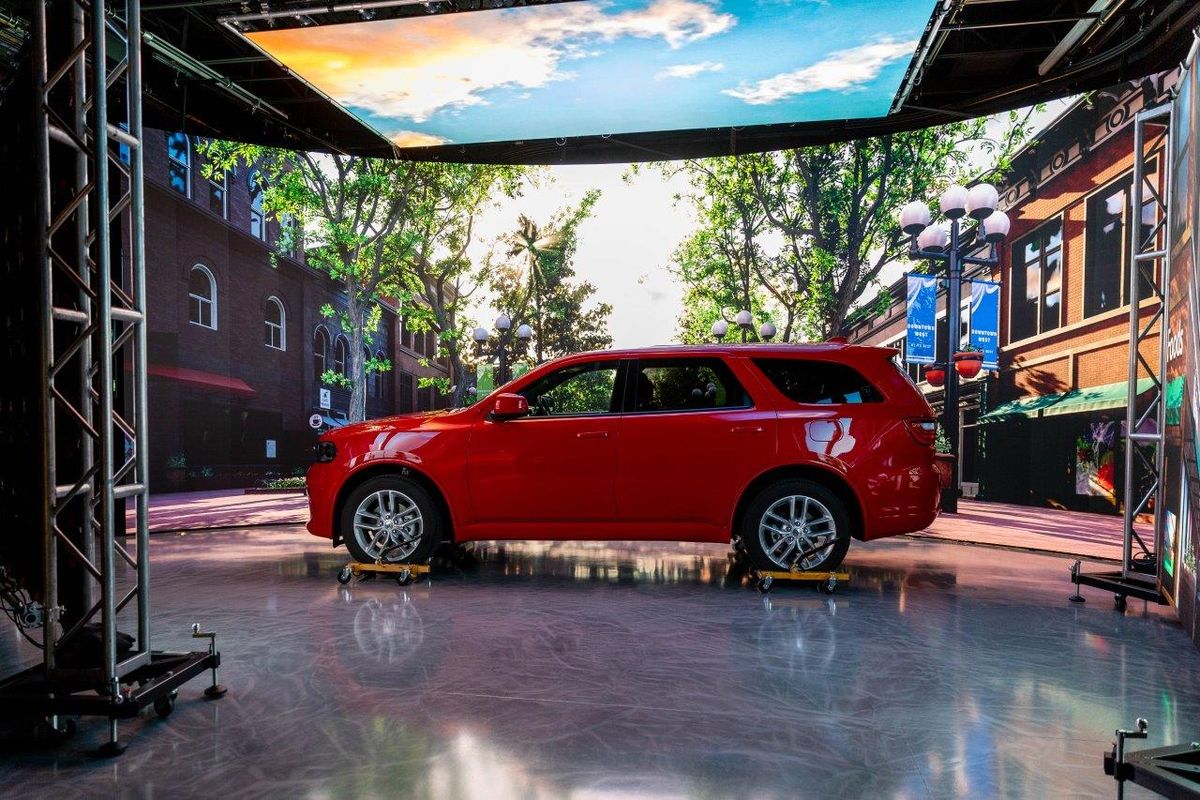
[126,489,308,533]
[916,498,1140,562]
[129,490,1135,561]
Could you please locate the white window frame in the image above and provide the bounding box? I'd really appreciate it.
[265,296,286,351]
[249,172,267,241]
[188,264,217,330]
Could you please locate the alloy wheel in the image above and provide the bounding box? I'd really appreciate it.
[757,494,838,570]
[352,489,424,563]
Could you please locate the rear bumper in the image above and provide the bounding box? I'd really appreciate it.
[862,461,941,540]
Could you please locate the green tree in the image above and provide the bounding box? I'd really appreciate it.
[488,191,612,360]
[661,110,1038,341]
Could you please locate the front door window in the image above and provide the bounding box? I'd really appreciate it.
[520,361,619,417]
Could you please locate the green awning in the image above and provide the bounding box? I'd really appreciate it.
[980,378,1155,423]
[1165,376,1185,426]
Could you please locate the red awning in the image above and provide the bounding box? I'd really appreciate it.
[147,364,257,398]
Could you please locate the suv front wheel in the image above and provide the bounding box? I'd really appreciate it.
[741,479,851,573]
[341,475,441,565]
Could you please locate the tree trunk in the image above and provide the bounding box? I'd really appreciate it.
[348,301,367,423]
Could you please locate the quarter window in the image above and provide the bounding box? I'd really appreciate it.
[1009,218,1063,341]
[754,359,883,404]
[264,297,285,350]
[520,362,619,417]
[188,265,216,330]
[166,132,190,196]
[630,358,750,413]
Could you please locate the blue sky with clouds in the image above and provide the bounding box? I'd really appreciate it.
[249,0,934,146]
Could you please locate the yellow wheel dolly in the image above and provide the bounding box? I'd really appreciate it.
[336,560,431,587]
[748,567,848,595]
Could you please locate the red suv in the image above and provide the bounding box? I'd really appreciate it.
[306,344,940,572]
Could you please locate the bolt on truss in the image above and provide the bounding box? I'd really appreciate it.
[1122,103,1172,582]
[32,0,151,692]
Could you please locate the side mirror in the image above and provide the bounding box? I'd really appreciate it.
[491,393,529,421]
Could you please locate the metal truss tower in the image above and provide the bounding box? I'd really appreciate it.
[0,0,222,756]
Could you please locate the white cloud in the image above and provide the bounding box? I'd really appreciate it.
[721,38,916,105]
[655,61,725,80]
[274,0,736,125]
[390,130,450,147]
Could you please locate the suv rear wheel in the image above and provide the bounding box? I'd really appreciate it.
[741,479,851,572]
[341,475,441,565]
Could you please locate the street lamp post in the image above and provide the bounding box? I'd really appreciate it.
[899,184,1010,513]
[472,314,531,386]
[735,309,753,343]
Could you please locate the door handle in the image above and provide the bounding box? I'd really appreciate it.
[730,425,763,435]
[576,430,609,439]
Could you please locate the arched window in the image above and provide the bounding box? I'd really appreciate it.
[313,327,330,381]
[333,336,349,377]
[207,167,228,219]
[375,350,386,399]
[188,265,216,330]
[167,132,190,196]
[264,296,285,350]
[249,171,266,240]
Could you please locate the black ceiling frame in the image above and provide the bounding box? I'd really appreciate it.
[125,0,1200,163]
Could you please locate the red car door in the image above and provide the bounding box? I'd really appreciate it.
[467,358,622,526]
[614,355,776,540]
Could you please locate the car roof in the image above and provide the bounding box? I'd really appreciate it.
[566,342,889,360]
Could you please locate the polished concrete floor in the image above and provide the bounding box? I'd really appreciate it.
[1,529,1198,799]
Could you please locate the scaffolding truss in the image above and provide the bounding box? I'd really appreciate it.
[4,0,222,755]
[1075,101,1172,607]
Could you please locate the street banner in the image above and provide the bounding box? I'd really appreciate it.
[968,280,1001,370]
[905,274,937,365]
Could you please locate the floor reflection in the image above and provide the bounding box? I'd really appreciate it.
[0,530,1195,799]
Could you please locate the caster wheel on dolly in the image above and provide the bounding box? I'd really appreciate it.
[153,691,177,718]
[396,568,413,586]
[756,575,774,594]
[1114,594,1127,612]
[819,577,838,595]
[337,566,353,585]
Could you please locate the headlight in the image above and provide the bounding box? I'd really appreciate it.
[314,441,337,462]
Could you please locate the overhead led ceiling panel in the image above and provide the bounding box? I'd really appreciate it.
[243,0,933,149]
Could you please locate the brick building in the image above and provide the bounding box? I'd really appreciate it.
[143,129,449,491]
[846,73,1174,513]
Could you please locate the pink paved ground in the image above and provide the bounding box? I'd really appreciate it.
[130,491,1137,562]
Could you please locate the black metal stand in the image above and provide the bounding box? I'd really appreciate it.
[1108,740,1200,799]
[1069,560,1087,603]
[0,648,222,757]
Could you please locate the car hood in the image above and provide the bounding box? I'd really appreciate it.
[324,407,471,440]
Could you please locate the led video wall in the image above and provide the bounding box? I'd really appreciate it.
[243,0,932,148]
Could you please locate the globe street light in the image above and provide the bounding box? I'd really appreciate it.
[898,182,1006,514]
[759,322,777,342]
[711,319,729,342]
[475,314,529,386]
[735,309,753,343]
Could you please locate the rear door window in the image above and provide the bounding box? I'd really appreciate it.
[753,358,883,405]
[628,358,751,413]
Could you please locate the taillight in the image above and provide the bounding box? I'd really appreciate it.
[904,417,937,447]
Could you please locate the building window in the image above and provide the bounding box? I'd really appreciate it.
[375,350,386,399]
[188,265,216,330]
[313,327,329,381]
[265,297,285,351]
[167,132,190,196]
[1009,218,1063,342]
[1084,165,1159,318]
[249,172,266,241]
[398,371,414,413]
[281,213,300,257]
[207,167,228,219]
[334,336,349,378]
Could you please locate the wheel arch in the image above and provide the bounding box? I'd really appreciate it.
[731,464,866,543]
[332,462,455,546]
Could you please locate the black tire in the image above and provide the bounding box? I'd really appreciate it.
[341,475,442,565]
[741,479,851,573]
